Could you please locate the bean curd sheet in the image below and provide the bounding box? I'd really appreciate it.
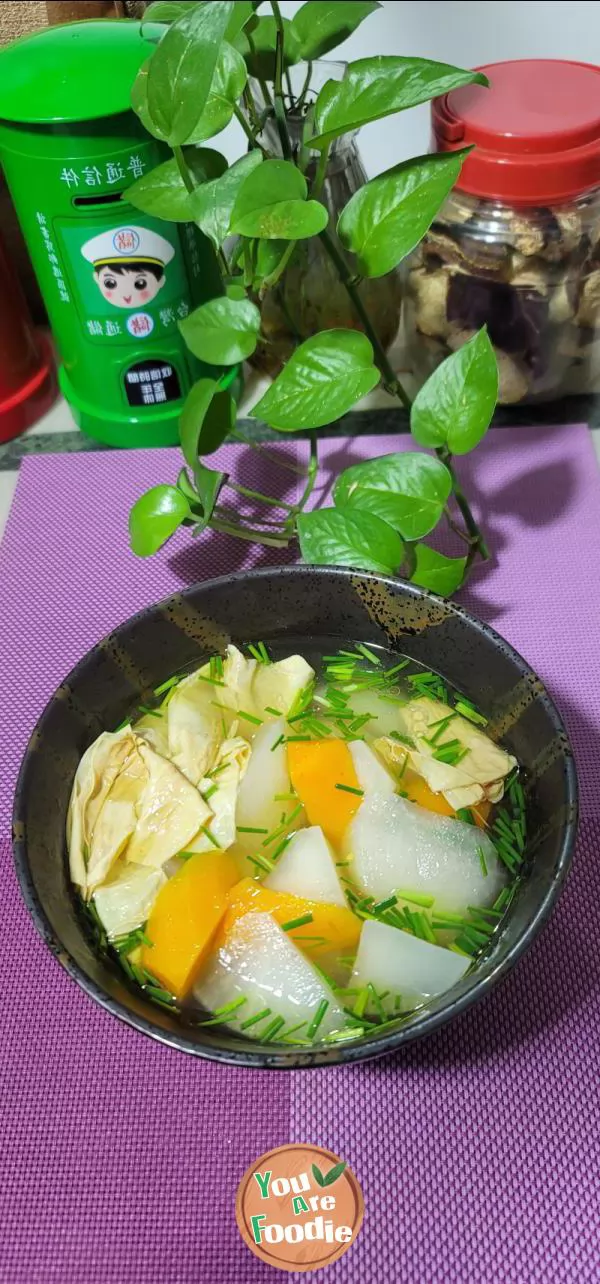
[67,638,526,1049]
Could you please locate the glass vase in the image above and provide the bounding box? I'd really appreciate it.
[244,62,401,377]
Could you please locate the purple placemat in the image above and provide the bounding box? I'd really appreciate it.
[1,423,599,1284]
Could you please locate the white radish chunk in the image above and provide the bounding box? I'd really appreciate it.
[349,791,503,913]
[265,826,347,907]
[349,740,397,795]
[352,919,471,1011]
[194,911,346,1039]
[235,719,293,856]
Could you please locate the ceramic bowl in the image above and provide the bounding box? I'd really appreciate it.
[12,566,578,1067]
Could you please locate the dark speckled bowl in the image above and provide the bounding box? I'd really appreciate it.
[13,567,577,1068]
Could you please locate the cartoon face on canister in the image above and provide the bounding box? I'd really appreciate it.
[80,226,175,311]
[94,262,165,308]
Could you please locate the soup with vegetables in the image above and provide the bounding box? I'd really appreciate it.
[67,643,526,1048]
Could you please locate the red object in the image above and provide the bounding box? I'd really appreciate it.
[432,60,600,205]
[0,234,56,443]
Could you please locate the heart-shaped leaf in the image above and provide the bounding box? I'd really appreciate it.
[179,296,261,364]
[146,1,233,146]
[291,1,380,61]
[253,239,289,286]
[311,57,488,149]
[338,148,471,277]
[187,40,248,142]
[411,544,467,596]
[334,452,452,540]
[298,508,403,574]
[193,460,228,528]
[235,15,301,80]
[180,377,236,463]
[143,1,199,23]
[126,148,227,222]
[190,151,263,248]
[411,328,498,455]
[225,1,261,42]
[250,330,379,431]
[129,485,191,557]
[229,159,327,240]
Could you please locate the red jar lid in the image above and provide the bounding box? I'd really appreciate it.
[432,60,600,205]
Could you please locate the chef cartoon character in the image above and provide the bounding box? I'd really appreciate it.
[81,225,175,309]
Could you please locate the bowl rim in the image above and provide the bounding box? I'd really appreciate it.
[12,565,579,1069]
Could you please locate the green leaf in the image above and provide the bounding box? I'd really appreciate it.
[334,452,452,540]
[411,545,467,596]
[253,239,289,286]
[179,296,261,364]
[193,460,227,527]
[187,41,248,142]
[146,0,233,146]
[323,1160,347,1186]
[236,15,301,80]
[126,148,227,222]
[312,1163,326,1188]
[229,158,327,240]
[225,1,260,42]
[291,1,380,61]
[129,485,191,557]
[250,330,379,431]
[311,56,488,149]
[190,151,262,249]
[179,377,235,464]
[410,329,498,455]
[298,508,403,575]
[176,466,203,513]
[338,149,471,278]
[143,1,199,23]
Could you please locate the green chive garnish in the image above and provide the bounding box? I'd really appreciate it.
[397,890,435,908]
[454,699,488,726]
[270,734,285,752]
[334,783,364,797]
[237,709,262,726]
[478,845,488,877]
[201,825,221,848]
[264,705,282,716]
[237,825,268,834]
[281,913,314,932]
[307,999,330,1038]
[355,643,381,665]
[240,1007,272,1030]
[259,1016,286,1043]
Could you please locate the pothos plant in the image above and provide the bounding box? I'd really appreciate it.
[127,0,497,596]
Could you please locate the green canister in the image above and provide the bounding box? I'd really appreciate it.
[0,20,235,447]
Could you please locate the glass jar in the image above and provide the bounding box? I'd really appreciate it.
[403,59,600,404]
[245,63,401,377]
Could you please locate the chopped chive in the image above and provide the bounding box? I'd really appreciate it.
[349,714,374,733]
[336,857,353,867]
[424,714,456,745]
[419,913,437,944]
[307,998,330,1038]
[213,996,247,1017]
[493,887,512,912]
[456,807,476,825]
[259,1015,286,1042]
[478,845,488,877]
[247,854,275,875]
[431,910,465,926]
[236,825,268,834]
[468,904,502,920]
[153,673,183,696]
[355,643,381,665]
[291,935,327,945]
[281,912,314,932]
[138,704,163,718]
[178,851,198,861]
[264,705,282,716]
[270,734,285,753]
[240,1007,272,1030]
[433,742,468,766]
[397,890,435,909]
[274,792,297,801]
[461,924,490,948]
[378,694,408,706]
[196,674,225,687]
[389,731,416,748]
[271,835,292,862]
[367,983,387,1021]
[325,1027,362,1044]
[200,825,221,848]
[352,988,370,1018]
[203,784,218,802]
[449,941,473,958]
[238,709,262,726]
[372,895,397,914]
[454,699,488,726]
[279,1020,308,1041]
[262,803,303,846]
[385,660,411,678]
[334,783,364,797]
[466,912,495,935]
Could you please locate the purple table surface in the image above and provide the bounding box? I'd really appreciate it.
[1,423,599,1284]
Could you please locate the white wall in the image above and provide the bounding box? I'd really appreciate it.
[219,0,600,174]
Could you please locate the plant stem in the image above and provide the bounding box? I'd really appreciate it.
[319,226,412,411]
[233,102,262,149]
[230,430,307,475]
[297,60,313,111]
[439,449,489,561]
[270,0,293,160]
[173,145,195,194]
[260,240,297,292]
[292,432,318,514]
[285,67,294,105]
[210,517,290,548]
[226,481,295,511]
[311,142,330,199]
[242,84,263,136]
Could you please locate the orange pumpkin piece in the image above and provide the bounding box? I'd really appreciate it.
[217,878,360,959]
[141,850,238,999]
[287,739,362,848]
